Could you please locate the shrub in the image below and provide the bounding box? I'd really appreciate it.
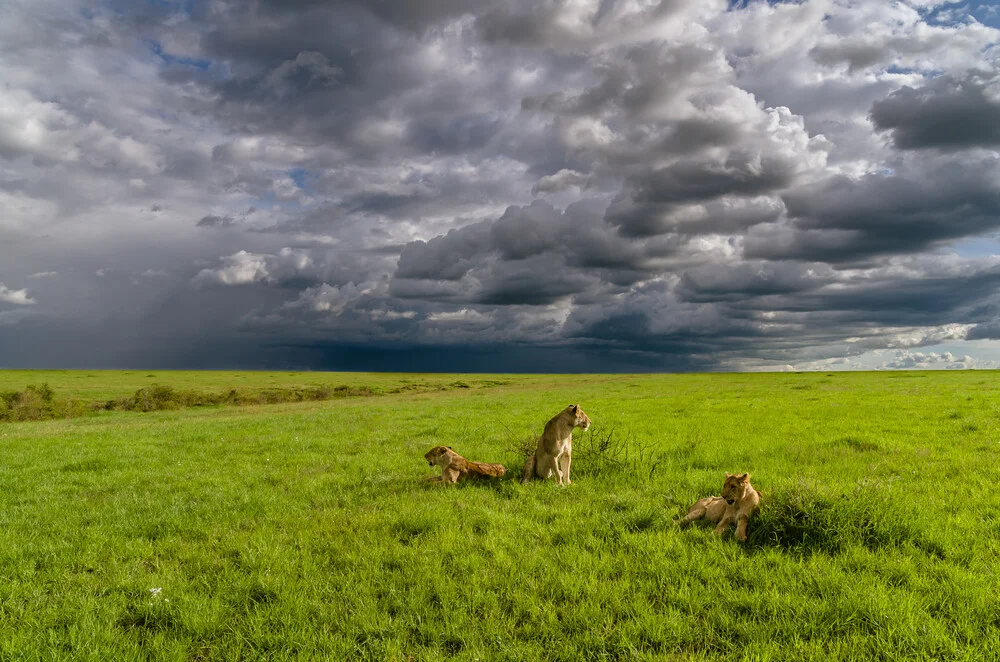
[95,383,379,414]
[0,384,86,422]
[746,483,943,557]
[1,382,383,422]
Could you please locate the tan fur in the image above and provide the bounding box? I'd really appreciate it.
[424,446,506,485]
[521,404,592,486]
[677,472,760,542]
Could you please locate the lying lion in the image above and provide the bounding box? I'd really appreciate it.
[522,404,591,486]
[677,472,760,542]
[424,446,506,484]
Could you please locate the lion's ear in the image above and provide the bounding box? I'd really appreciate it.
[725,472,733,478]
[447,446,453,450]
[571,404,579,412]
[739,473,749,481]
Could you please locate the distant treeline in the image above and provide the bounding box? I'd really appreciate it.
[0,380,504,423]
[0,383,375,422]
[97,384,377,412]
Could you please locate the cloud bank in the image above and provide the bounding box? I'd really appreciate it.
[1,0,999,371]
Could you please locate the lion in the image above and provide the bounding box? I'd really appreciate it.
[424,446,506,484]
[677,472,760,542]
[521,404,591,486]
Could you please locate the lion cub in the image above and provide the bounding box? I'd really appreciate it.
[522,404,591,486]
[424,446,506,484]
[678,473,760,542]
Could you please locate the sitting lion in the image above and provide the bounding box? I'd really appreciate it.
[521,404,591,486]
[424,446,506,484]
[677,472,760,542]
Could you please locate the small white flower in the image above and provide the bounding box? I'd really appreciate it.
[150,587,162,597]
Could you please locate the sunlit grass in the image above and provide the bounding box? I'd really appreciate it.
[0,370,529,402]
[0,370,998,659]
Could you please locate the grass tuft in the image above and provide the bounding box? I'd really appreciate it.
[838,435,881,452]
[747,484,941,557]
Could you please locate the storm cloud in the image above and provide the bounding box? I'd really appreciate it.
[1,0,1000,371]
[871,73,1000,151]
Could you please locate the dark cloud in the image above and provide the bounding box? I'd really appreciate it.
[871,73,1000,151]
[724,260,1000,328]
[677,261,837,302]
[810,42,889,72]
[196,214,235,228]
[607,175,791,238]
[250,0,487,34]
[490,201,561,260]
[476,0,695,49]
[395,221,493,281]
[628,153,797,205]
[406,113,503,154]
[389,199,664,306]
[747,159,1000,262]
[475,253,597,306]
[967,320,1000,340]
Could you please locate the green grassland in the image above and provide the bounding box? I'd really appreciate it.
[1,370,998,660]
[0,370,534,403]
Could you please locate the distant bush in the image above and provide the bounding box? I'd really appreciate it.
[131,385,183,411]
[0,383,87,422]
[0,375,510,423]
[95,383,378,413]
[0,381,385,423]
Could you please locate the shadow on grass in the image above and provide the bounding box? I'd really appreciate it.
[418,464,526,501]
[391,511,443,545]
[741,487,946,558]
[117,603,178,634]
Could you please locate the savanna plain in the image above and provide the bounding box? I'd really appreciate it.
[0,369,998,661]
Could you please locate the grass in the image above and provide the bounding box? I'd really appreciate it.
[0,370,522,403]
[0,372,522,421]
[0,370,998,660]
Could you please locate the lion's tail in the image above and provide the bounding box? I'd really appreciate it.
[468,461,506,478]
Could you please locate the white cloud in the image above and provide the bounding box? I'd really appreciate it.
[427,308,493,323]
[193,251,272,287]
[192,247,321,288]
[0,283,35,305]
[0,87,163,173]
[878,350,976,370]
[282,282,377,315]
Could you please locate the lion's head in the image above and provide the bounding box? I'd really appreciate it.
[565,404,591,431]
[424,446,456,467]
[722,472,751,505]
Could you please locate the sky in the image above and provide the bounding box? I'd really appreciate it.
[1,0,1000,372]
